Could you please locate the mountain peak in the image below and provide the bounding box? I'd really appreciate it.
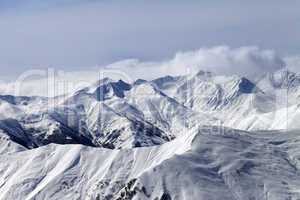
[237,77,256,93]
[93,79,132,101]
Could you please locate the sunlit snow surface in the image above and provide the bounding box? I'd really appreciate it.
[1,69,300,199]
[1,128,300,199]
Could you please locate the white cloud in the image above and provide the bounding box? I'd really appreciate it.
[106,46,285,80]
[0,46,290,97]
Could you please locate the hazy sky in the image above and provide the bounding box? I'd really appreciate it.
[0,0,300,79]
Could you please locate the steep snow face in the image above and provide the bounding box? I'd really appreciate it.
[151,69,300,130]
[1,127,300,200]
[83,101,171,149]
[152,71,263,114]
[175,75,258,111]
[125,82,214,135]
[0,130,26,155]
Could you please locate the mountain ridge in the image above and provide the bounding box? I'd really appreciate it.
[0,69,299,150]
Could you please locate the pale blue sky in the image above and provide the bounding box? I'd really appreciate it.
[0,0,299,79]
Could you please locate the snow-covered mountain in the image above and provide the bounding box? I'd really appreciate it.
[1,127,300,200]
[1,68,300,199]
[152,69,300,130]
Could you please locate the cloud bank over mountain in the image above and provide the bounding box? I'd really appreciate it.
[107,46,285,80]
[0,46,292,97]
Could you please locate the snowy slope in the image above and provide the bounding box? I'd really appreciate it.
[0,127,300,199]
[0,130,26,155]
